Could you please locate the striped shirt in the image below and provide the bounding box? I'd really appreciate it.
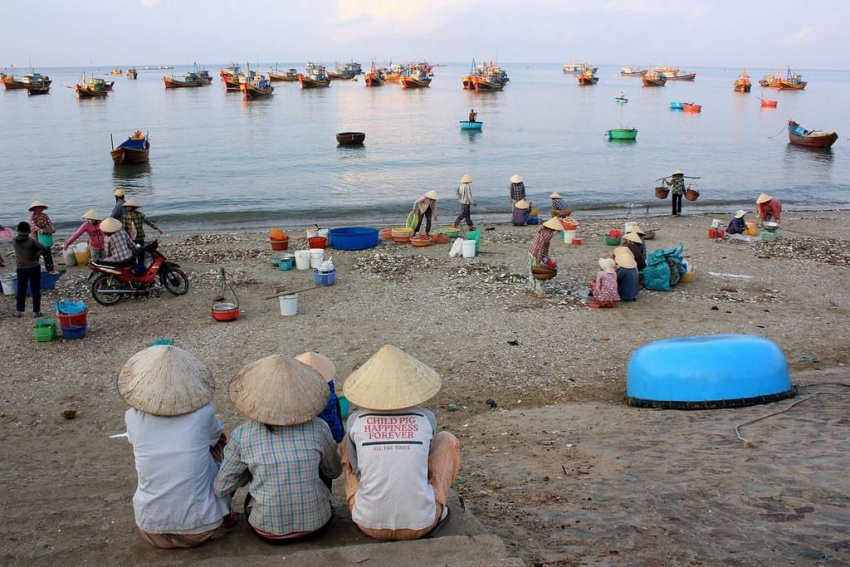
[123,210,159,242]
[529,226,555,260]
[509,182,526,202]
[214,418,342,536]
[103,229,136,263]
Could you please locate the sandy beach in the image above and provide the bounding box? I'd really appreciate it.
[1,210,848,565]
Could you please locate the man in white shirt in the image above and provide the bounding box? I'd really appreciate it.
[453,173,476,230]
[341,345,460,540]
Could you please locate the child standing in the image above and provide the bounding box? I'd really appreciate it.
[589,258,620,308]
[28,200,56,273]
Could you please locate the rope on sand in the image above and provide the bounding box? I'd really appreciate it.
[734,382,850,447]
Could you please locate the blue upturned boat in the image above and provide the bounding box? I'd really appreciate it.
[670,101,684,110]
[459,120,483,130]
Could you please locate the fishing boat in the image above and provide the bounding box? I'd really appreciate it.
[661,68,696,81]
[683,102,702,113]
[163,71,206,88]
[758,70,781,88]
[195,68,213,84]
[759,97,777,108]
[74,72,109,98]
[577,70,599,85]
[126,68,138,80]
[459,120,483,131]
[642,69,667,87]
[620,66,647,77]
[240,75,274,99]
[670,101,684,110]
[328,61,362,80]
[615,97,628,103]
[607,128,637,140]
[733,67,751,92]
[336,132,366,145]
[562,62,596,75]
[779,68,807,90]
[787,120,837,148]
[298,63,331,88]
[111,131,150,165]
[363,60,384,87]
[462,60,508,90]
[382,63,404,83]
[15,71,52,95]
[400,68,432,89]
[1,67,32,90]
[268,65,299,82]
[220,63,245,91]
[109,68,123,76]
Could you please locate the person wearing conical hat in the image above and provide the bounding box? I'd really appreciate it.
[99,217,136,267]
[726,209,748,235]
[588,258,620,308]
[295,351,345,443]
[27,200,56,273]
[122,198,163,247]
[119,345,235,549]
[64,209,106,261]
[622,231,646,271]
[511,199,531,226]
[755,194,781,223]
[411,190,439,235]
[662,170,686,216]
[453,174,476,230]
[613,247,640,301]
[527,217,563,299]
[341,345,460,541]
[111,189,127,220]
[214,355,341,544]
[509,174,526,205]
[549,192,572,218]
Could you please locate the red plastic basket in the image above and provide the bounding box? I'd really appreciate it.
[307,236,327,249]
[57,309,89,328]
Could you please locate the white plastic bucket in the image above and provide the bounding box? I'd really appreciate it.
[294,250,310,270]
[309,248,324,268]
[563,230,576,243]
[0,274,17,296]
[279,293,298,316]
[462,239,476,258]
[63,248,77,267]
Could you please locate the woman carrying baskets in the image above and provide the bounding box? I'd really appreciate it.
[527,217,563,299]
[663,171,686,216]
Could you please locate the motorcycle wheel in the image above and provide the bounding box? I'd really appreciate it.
[91,275,125,306]
[162,267,189,295]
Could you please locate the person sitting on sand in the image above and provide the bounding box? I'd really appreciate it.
[294,351,345,443]
[512,199,531,226]
[111,189,126,220]
[341,345,460,541]
[215,355,341,544]
[614,247,639,301]
[623,231,646,271]
[549,192,572,218]
[509,174,526,205]
[122,198,163,247]
[589,258,620,308]
[756,194,782,223]
[99,217,136,267]
[453,174,476,230]
[27,200,57,274]
[412,190,439,236]
[64,209,105,262]
[726,210,748,235]
[528,217,564,299]
[119,345,235,549]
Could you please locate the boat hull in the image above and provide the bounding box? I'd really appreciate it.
[111,147,149,165]
[268,72,298,82]
[779,80,807,90]
[336,132,366,145]
[643,75,667,87]
[459,121,483,131]
[26,86,50,95]
[364,75,384,87]
[2,79,29,90]
[298,75,330,89]
[473,78,504,91]
[683,104,702,113]
[788,121,837,148]
[163,77,204,88]
[620,70,647,77]
[577,76,599,85]
[607,129,638,140]
[400,76,431,89]
[760,99,778,108]
[665,73,696,81]
[733,81,751,93]
[240,83,274,99]
[75,86,108,98]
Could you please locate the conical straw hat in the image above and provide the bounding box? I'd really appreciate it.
[598,258,616,273]
[29,200,48,210]
[294,351,337,383]
[82,209,104,221]
[510,174,523,183]
[627,224,645,235]
[624,232,642,243]
[756,193,772,204]
[735,209,748,218]
[123,198,142,208]
[99,217,123,233]
[229,355,329,426]
[548,192,562,199]
[460,174,474,183]
[117,345,215,416]
[614,253,637,269]
[542,217,563,231]
[514,199,530,210]
[424,190,439,200]
[343,345,441,410]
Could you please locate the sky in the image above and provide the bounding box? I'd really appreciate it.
[2,0,848,69]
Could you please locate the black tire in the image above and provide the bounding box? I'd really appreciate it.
[162,267,189,295]
[91,275,124,306]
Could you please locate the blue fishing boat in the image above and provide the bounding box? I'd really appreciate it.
[615,97,628,103]
[670,101,684,110]
[459,121,483,131]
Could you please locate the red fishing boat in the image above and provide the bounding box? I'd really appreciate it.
[787,120,837,148]
[642,69,667,87]
[298,63,331,88]
[683,103,702,113]
[400,68,432,89]
[240,76,274,99]
[577,70,599,85]
[733,67,751,92]
[759,97,777,108]
[364,60,384,87]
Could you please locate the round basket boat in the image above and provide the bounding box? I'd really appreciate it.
[411,235,432,247]
[391,227,414,238]
[336,132,365,145]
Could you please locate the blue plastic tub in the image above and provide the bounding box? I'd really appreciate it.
[313,269,337,286]
[278,258,293,271]
[9,270,65,297]
[626,334,795,409]
[328,227,379,251]
[670,102,684,110]
[61,324,88,340]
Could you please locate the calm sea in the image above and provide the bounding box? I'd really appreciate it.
[1,63,847,232]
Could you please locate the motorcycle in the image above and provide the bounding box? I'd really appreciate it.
[88,240,189,306]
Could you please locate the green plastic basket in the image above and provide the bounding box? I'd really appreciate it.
[33,318,57,343]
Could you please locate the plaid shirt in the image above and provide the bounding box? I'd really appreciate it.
[104,230,136,262]
[551,197,570,210]
[509,182,526,202]
[214,418,342,536]
[529,226,555,260]
[123,210,159,242]
[665,175,686,195]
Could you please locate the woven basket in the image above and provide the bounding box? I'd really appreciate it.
[685,188,700,201]
[531,265,557,280]
[552,208,573,217]
[654,187,669,199]
[411,236,432,247]
[391,227,414,238]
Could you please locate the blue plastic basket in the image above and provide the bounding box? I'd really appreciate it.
[313,269,337,286]
[61,324,88,340]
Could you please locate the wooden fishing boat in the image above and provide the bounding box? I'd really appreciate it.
[459,121,483,131]
[75,73,109,98]
[195,69,213,84]
[577,71,599,85]
[336,132,365,145]
[663,70,696,81]
[111,131,150,165]
[363,60,384,87]
[126,68,138,80]
[562,62,597,75]
[607,128,637,140]
[759,70,782,88]
[109,68,123,76]
[13,71,52,94]
[473,72,506,91]
[733,67,751,92]
[643,70,667,87]
[779,68,807,90]
[163,72,206,88]
[759,97,777,108]
[787,120,837,148]
[1,67,45,90]
[220,63,246,91]
[268,66,299,82]
[26,84,50,95]
[328,61,361,80]
[299,63,331,88]
[620,66,647,77]
[683,102,702,113]
[400,69,432,89]
[383,63,404,83]
[240,75,274,99]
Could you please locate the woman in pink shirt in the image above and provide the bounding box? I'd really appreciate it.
[64,209,106,261]
[589,258,620,308]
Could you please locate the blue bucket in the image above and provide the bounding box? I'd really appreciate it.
[313,269,337,286]
[278,258,293,271]
[61,324,88,340]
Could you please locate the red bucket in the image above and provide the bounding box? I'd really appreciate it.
[57,309,89,328]
[307,236,327,249]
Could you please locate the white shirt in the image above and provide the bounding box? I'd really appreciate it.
[125,403,231,533]
[346,407,438,530]
[456,183,475,205]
